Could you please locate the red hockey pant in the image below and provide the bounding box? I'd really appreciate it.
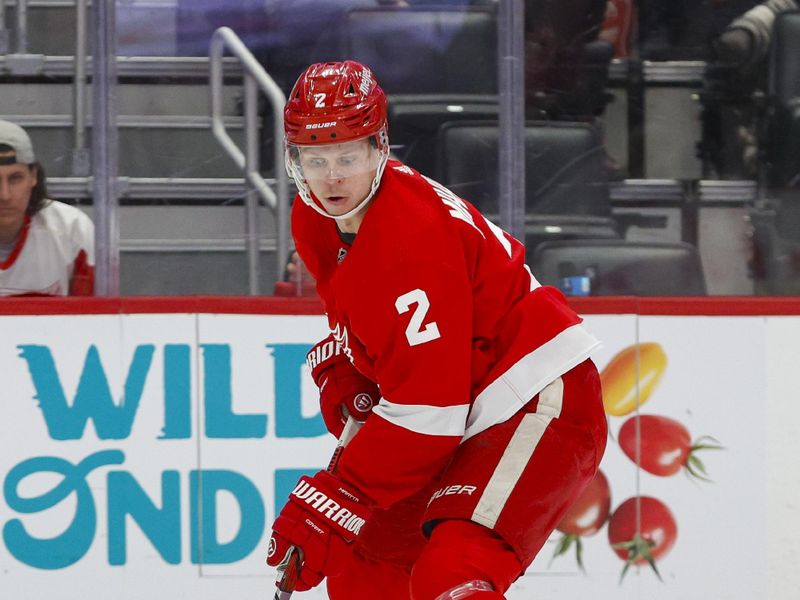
[327,359,606,599]
[327,519,517,599]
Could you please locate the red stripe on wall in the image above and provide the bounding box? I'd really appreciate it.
[0,296,325,315]
[568,296,800,315]
[1,296,800,316]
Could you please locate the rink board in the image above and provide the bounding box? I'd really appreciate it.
[0,297,797,600]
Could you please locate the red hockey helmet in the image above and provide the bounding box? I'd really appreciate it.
[284,61,391,220]
[284,60,388,146]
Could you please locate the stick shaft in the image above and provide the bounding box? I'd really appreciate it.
[327,416,361,474]
[273,417,362,599]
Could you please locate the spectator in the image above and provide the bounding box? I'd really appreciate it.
[273,251,318,297]
[699,0,798,179]
[713,0,798,73]
[599,0,635,58]
[0,120,94,296]
[524,0,614,120]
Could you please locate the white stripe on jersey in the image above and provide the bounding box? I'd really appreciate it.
[464,324,599,441]
[372,401,469,437]
[471,377,564,529]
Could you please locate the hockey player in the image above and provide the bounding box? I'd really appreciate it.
[0,120,94,296]
[266,61,607,599]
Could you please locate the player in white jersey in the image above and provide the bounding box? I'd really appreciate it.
[0,120,94,296]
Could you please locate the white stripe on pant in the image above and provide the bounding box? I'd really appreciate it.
[471,377,564,529]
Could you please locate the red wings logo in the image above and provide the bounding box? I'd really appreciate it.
[331,323,354,364]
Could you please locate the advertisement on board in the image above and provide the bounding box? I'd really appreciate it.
[0,310,779,599]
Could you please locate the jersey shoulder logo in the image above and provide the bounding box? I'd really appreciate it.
[393,164,414,175]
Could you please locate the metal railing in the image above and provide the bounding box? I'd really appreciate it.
[91,0,119,296]
[2,4,283,296]
[0,54,244,78]
[209,26,289,296]
[2,0,44,75]
[497,0,526,241]
[72,0,89,176]
[48,176,249,200]
[0,0,7,54]
[15,0,27,53]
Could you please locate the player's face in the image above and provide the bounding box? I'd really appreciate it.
[0,158,36,244]
[298,140,378,217]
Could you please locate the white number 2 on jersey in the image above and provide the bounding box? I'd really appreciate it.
[395,289,441,347]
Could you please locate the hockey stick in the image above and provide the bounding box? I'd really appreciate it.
[273,416,363,600]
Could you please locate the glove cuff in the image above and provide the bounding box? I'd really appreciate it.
[288,472,371,542]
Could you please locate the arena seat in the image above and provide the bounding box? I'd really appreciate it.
[530,239,708,296]
[435,120,621,252]
[387,94,498,176]
[334,6,498,95]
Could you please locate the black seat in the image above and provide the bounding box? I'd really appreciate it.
[334,6,498,95]
[531,240,707,296]
[256,3,499,177]
[257,1,380,91]
[767,11,800,189]
[321,6,500,177]
[388,95,499,176]
[435,120,620,251]
[436,120,612,215]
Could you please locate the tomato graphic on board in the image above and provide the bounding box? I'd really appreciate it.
[607,496,677,581]
[600,342,667,416]
[618,415,723,480]
[551,470,612,570]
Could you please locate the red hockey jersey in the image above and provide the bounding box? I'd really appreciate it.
[292,161,599,509]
